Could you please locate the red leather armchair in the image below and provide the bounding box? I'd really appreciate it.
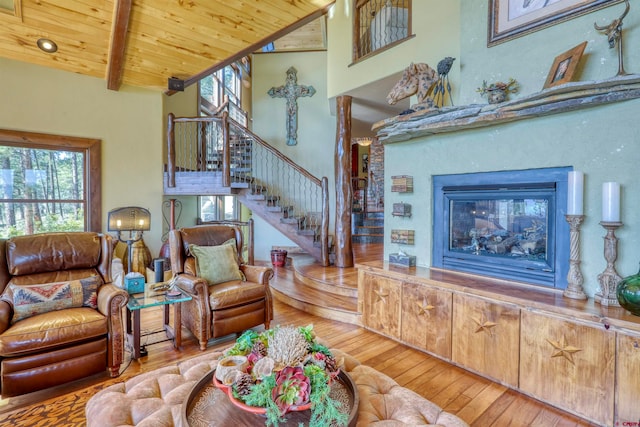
[0,232,128,396]
[169,224,273,350]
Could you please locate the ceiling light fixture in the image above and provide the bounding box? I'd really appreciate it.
[353,137,373,147]
[37,38,58,53]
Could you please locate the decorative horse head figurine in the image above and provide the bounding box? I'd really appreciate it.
[387,62,438,109]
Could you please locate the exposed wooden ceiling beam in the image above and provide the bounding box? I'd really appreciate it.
[168,2,335,95]
[106,0,132,91]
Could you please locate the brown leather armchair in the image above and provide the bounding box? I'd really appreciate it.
[169,224,273,350]
[0,232,129,396]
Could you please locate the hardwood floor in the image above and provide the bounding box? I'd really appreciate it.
[0,243,597,426]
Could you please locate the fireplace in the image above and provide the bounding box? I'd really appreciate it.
[432,167,571,289]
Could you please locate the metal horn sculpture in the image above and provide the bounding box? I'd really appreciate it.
[594,0,630,76]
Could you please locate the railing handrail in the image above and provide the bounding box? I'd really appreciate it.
[166,113,330,266]
[168,114,323,188]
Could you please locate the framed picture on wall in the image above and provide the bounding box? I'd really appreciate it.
[488,0,623,46]
[543,41,588,88]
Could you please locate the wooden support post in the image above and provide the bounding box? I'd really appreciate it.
[334,96,354,268]
[167,113,176,188]
[222,111,231,187]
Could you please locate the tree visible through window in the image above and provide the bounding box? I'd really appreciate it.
[0,130,101,237]
[199,61,248,126]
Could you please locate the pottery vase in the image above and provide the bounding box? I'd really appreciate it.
[617,264,640,316]
[487,89,507,104]
[270,249,288,267]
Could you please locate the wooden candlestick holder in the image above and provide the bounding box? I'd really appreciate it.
[563,215,587,300]
[595,221,623,306]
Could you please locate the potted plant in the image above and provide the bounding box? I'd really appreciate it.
[214,325,348,427]
[477,78,519,104]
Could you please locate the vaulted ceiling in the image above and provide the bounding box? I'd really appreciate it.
[0,0,334,91]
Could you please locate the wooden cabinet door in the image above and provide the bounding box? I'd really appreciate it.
[402,281,452,359]
[616,331,640,424]
[519,311,615,426]
[452,293,520,387]
[360,273,401,339]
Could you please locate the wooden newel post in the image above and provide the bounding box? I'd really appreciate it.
[167,113,176,188]
[334,96,354,268]
[222,111,231,188]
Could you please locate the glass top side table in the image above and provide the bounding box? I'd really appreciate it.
[126,284,192,359]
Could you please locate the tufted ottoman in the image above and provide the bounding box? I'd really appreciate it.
[85,349,468,426]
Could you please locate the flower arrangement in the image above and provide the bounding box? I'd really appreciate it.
[217,325,348,427]
[476,77,519,97]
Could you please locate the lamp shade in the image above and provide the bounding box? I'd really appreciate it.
[107,207,151,232]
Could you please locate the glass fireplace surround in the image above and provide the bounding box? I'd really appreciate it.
[432,167,571,288]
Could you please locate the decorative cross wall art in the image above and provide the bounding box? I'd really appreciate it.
[268,67,316,146]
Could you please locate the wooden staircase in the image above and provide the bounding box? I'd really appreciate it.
[352,211,384,244]
[236,186,326,262]
[165,113,331,265]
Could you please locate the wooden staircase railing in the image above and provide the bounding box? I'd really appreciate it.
[166,112,330,266]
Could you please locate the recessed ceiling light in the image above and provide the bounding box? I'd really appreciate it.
[37,38,57,53]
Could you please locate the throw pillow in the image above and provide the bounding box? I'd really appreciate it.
[190,239,245,285]
[8,276,102,323]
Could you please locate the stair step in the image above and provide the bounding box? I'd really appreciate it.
[266,206,283,212]
[268,259,359,325]
[352,234,384,244]
[280,217,300,225]
[247,194,266,201]
[296,229,316,236]
[356,226,383,235]
[365,212,385,219]
[230,182,250,189]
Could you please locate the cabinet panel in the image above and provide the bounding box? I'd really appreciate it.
[452,294,520,387]
[361,273,401,339]
[402,281,452,359]
[616,331,640,424]
[520,311,615,426]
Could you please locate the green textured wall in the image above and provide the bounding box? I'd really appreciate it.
[0,57,166,256]
[251,51,336,261]
[384,1,640,297]
[327,0,461,102]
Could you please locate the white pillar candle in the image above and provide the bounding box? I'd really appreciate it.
[567,171,584,215]
[602,182,621,222]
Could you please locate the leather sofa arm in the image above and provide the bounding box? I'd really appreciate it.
[97,284,128,317]
[240,265,273,285]
[0,300,11,335]
[97,283,128,377]
[174,273,209,296]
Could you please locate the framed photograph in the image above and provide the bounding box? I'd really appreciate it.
[543,41,587,88]
[488,0,623,46]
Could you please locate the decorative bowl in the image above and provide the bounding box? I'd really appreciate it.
[213,374,312,415]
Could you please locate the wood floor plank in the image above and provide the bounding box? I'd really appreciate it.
[491,394,543,426]
[0,242,596,426]
[459,381,510,425]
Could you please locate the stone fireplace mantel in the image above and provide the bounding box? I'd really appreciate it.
[373,74,640,144]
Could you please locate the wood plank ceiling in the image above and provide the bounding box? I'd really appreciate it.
[0,0,334,91]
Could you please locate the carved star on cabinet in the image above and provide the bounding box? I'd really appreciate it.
[472,315,497,336]
[374,289,389,303]
[547,336,582,364]
[416,299,435,316]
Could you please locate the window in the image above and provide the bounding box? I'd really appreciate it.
[198,195,239,222]
[354,0,411,61]
[0,129,101,237]
[199,61,248,126]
